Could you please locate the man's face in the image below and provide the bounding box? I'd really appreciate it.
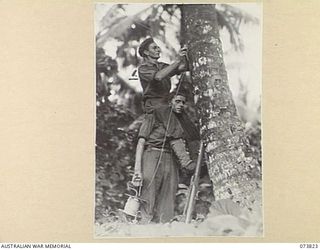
[171,95,186,114]
[144,42,161,59]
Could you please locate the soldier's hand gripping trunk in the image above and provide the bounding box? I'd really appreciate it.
[170,138,196,171]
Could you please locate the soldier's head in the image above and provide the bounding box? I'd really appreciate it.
[169,90,187,114]
[138,38,161,59]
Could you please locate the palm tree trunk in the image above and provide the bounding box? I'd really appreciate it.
[181,4,261,209]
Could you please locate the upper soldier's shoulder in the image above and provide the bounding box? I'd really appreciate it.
[138,62,155,71]
[138,64,149,74]
[158,61,169,67]
[138,64,147,70]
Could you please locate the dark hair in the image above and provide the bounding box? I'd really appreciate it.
[169,89,188,101]
[138,38,155,57]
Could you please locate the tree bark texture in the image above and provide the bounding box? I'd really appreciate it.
[181,4,261,209]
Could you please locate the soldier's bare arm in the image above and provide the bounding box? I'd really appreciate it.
[132,138,145,186]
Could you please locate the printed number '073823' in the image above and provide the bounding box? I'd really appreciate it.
[300,244,319,248]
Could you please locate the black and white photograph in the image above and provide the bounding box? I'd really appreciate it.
[94,3,262,237]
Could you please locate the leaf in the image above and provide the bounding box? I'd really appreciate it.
[216,4,259,51]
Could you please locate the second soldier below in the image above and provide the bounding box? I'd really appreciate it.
[132,91,197,223]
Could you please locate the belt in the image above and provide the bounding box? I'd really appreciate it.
[147,147,172,153]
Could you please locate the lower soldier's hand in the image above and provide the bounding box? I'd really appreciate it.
[181,167,193,179]
[185,161,196,172]
[132,170,143,187]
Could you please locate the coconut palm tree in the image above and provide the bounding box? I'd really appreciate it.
[181,4,261,209]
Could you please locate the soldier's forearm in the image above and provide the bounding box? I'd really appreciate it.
[154,61,180,81]
[135,138,146,171]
